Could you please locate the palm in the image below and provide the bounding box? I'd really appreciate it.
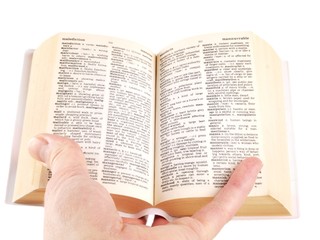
[29,134,262,240]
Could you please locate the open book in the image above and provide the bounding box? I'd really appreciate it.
[11,32,297,218]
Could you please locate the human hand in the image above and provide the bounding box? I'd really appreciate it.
[28,133,262,240]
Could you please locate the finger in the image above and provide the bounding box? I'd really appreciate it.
[152,216,169,226]
[192,157,263,237]
[28,134,123,239]
[122,217,146,225]
[28,133,88,176]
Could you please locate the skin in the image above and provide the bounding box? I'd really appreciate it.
[28,133,262,240]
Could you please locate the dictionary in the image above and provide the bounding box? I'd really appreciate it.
[11,31,297,217]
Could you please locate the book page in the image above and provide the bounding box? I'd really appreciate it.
[252,36,295,215]
[155,32,268,204]
[13,36,60,203]
[46,33,156,204]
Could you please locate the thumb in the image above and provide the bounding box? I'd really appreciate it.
[28,133,88,176]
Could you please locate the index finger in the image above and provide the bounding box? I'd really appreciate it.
[192,157,262,236]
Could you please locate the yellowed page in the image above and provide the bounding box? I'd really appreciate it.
[252,35,295,215]
[14,33,156,205]
[155,32,268,205]
[47,33,156,204]
[13,35,60,203]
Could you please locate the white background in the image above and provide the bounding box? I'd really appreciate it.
[0,0,319,239]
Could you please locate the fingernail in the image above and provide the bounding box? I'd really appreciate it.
[28,135,49,163]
